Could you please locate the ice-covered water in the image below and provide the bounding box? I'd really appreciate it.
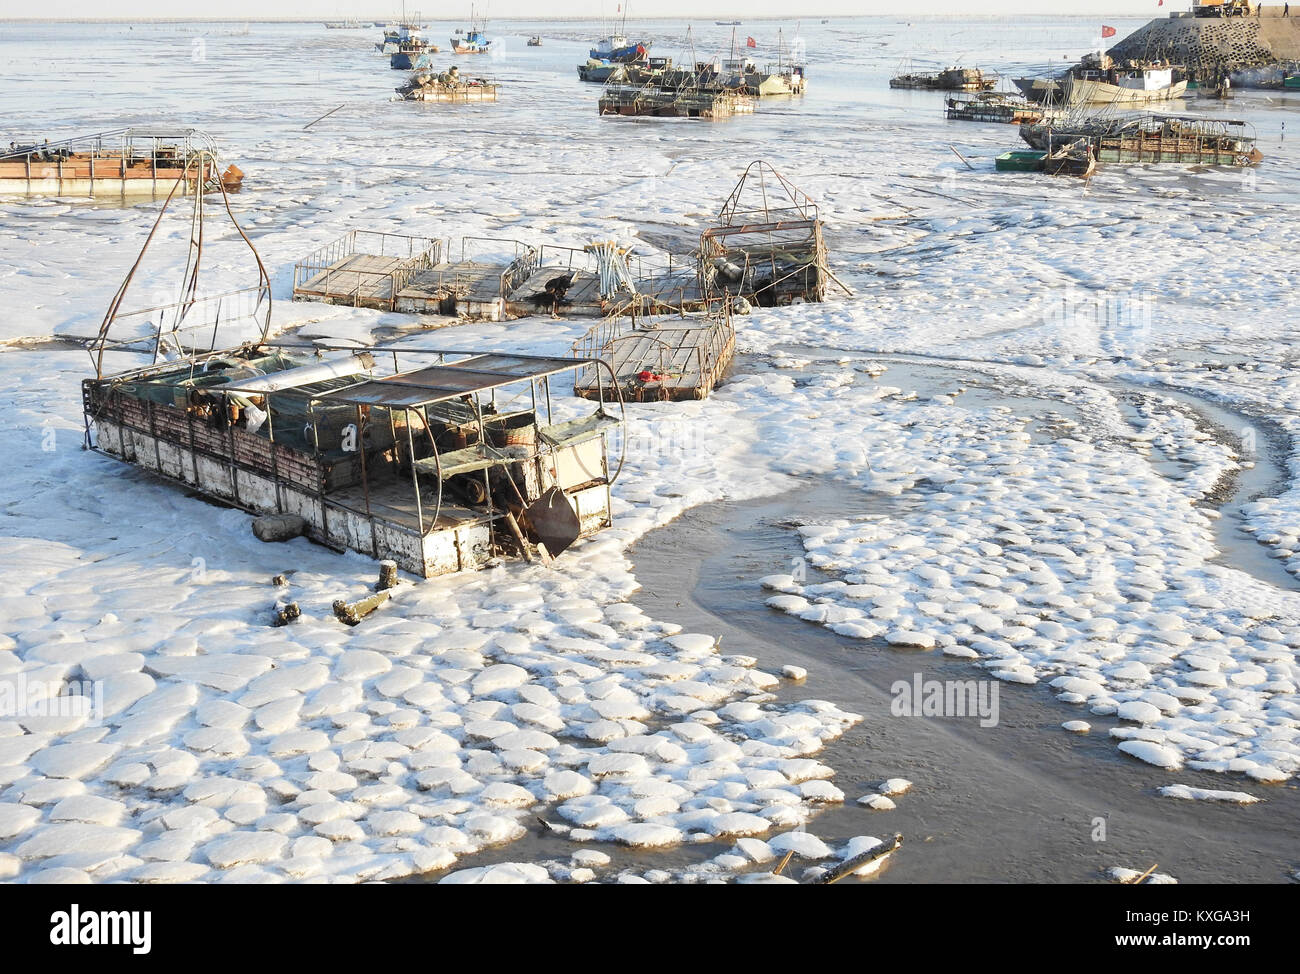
[1,17,1298,884]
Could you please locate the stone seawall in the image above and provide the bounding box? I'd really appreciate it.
[1108,12,1300,81]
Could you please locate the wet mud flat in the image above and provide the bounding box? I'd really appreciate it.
[628,482,1300,883]
[419,351,1300,883]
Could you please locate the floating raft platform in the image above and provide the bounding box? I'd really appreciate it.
[504,267,604,318]
[292,230,440,310]
[572,309,736,402]
[0,127,242,197]
[293,233,539,320]
[401,83,498,102]
[398,76,498,101]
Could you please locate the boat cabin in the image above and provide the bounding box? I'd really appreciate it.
[85,347,623,577]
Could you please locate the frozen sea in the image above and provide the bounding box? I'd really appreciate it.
[1,17,1299,884]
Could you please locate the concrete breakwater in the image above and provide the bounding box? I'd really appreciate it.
[1108,9,1300,84]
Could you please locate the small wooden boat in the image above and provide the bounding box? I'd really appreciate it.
[995,149,1046,172]
[390,41,439,70]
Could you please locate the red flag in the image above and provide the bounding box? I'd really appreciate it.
[1102,25,1117,37]
[746,36,757,48]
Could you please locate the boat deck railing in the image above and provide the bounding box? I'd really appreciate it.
[1,127,219,164]
[292,230,442,309]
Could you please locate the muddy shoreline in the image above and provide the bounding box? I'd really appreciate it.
[627,483,1300,883]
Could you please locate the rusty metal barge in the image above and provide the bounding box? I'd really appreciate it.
[84,169,624,578]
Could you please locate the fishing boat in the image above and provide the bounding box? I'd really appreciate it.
[588,1,651,64]
[450,7,492,54]
[579,56,671,84]
[0,128,242,197]
[1020,112,1262,166]
[378,12,432,53]
[1015,54,1186,106]
[450,28,491,54]
[716,20,741,25]
[324,19,363,29]
[527,36,542,47]
[578,59,623,83]
[1064,64,1187,105]
[390,41,438,70]
[1285,73,1300,89]
[891,65,996,92]
[711,28,805,96]
[591,35,649,63]
[712,57,804,96]
[84,194,622,578]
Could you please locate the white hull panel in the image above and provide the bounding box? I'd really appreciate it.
[1065,78,1188,105]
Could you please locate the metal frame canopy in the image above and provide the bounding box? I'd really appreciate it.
[263,340,629,543]
[713,159,819,229]
[89,149,270,380]
[315,352,584,409]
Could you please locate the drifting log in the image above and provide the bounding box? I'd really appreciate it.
[252,514,307,543]
[813,833,903,885]
[771,850,795,877]
[333,589,392,626]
